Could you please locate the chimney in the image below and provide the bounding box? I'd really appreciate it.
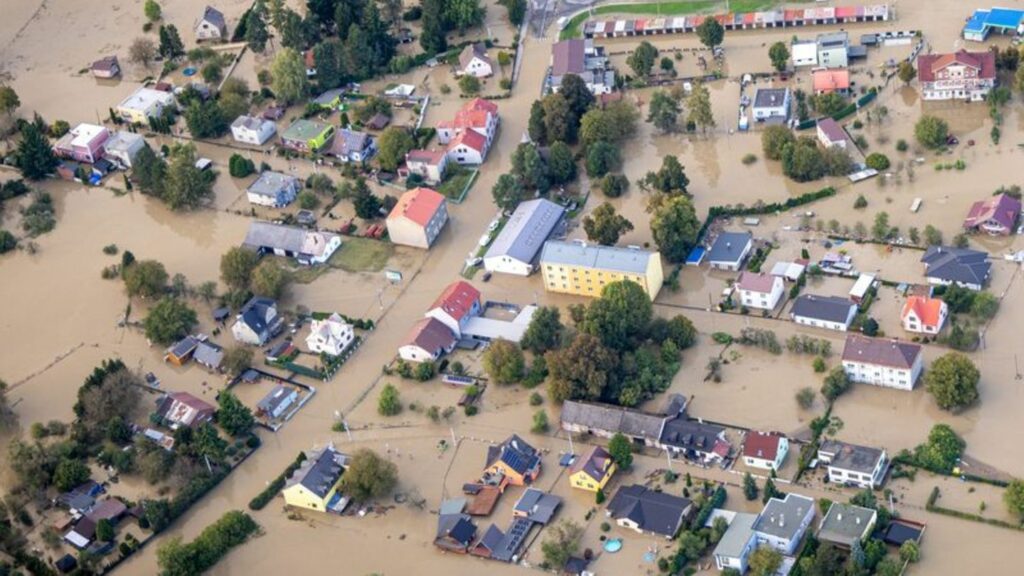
[779,514,785,528]
[837,513,843,522]
[856,516,861,525]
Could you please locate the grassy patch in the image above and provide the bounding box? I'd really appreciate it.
[559,0,779,39]
[291,237,394,284]
[436,167,478,202]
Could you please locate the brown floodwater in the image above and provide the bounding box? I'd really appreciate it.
[3,0,1024,574]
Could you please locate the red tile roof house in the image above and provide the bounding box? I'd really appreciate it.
[425,280,482,338]
[840,335,923,391]
[52,123,110,164]
[156,391,216,430]
[812,68,851,95]
[900,296,948,335]
[436,98,499,165]
[735,271,785,311]
[917,50,997,102]
[963,193,1021,235]
[385,187,449,249]
[403,148,449,185]
[398,317,457,363]
[741,431,790,471]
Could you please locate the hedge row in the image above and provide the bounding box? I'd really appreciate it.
[699,187,837,244]
[249,451,308,510]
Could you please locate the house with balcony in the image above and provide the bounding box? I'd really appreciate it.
[917,50,997,102]
[818,439,888,489]
[841,334,923,391]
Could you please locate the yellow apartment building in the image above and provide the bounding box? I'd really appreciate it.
[539,241,664,300]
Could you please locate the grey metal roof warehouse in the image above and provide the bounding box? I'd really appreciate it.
[485,199,565,265]
[541,241,654,275]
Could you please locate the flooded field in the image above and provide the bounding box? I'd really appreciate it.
[3,0,1024,574]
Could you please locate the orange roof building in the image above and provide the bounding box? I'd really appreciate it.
[386,187,449,249]
[812,68,851,95]
[436,98,499,166]
[901,296,948,335]
[426,280,482,337]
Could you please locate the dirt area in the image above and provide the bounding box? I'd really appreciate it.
[3,0,1024,574]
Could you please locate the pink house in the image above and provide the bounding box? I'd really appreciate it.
[53,123,110,164]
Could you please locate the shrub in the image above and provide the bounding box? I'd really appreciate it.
[865,153,891,171]
[741,153,757,165]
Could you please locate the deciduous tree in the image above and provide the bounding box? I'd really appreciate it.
[608,433,633,469]
[650,194,699,262]
[124,259,169,298]
[520,307,563,354]
[583,202,633,246]
[647,89,681,133]
[376,126,415,172]
[582,280,652,350]
[143,297,197,345]
[768,41,789,72]
[491,173,524,212]
[340,448,398,500]
[696,17,724,48]
[129,37,158,68]
[270,48,310,105]
[482,338,525,384]
[925,352,980,411]
[627,41,658,77]
[545,333,619,403]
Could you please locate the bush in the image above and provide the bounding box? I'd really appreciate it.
[378,384,401,416]
[741,153,757,165]
[529,392,543,406]
[865,153,890,171]
[228,154,255,178]
[896,139,909,152]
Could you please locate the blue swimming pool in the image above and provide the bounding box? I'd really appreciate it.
[603,538,622,553]
[182,67,197,77]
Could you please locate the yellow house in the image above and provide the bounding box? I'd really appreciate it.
[115,87,176,125]
[569,446,617,492]
[282,444,349,513]
[539,241,664,300]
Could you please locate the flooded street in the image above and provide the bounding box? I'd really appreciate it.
[3,0,1024,574]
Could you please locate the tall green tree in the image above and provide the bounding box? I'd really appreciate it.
[250,259,289,299]
[582,280,652,350]
[220,247,259,291]
[520,307,563,354]
[376,126,415,172]
[217,392,255,436]
[511,143,549,191]
[14,123,58,180]
[143,297,197,345]
[749,547,783,576]
[144,0,162,22]
[124,260,169,298]
[164,144,215,210]
[133,146,167,196]
[925,352,980,411]
[491,173,524,211]
[444,0,485,33]
[0,85,20,119]
[546,141,576,185]
[482,338,525,384]
[647,89,681,132]
[644,155,689,194]
[686,83,716,133]
[583,202,633,246]
[541,93,575,144]
[158,24,184,59]
[420,0,448,53]
[768,41,789,72]
[1003,479,1024,520]
[607,433,633,470]
[244,1,270,52]
[585,141,619,178]
[627,41,658,77]
[528,100,547,144]
[559,74,595,121]
[545,333,619,403]
[915,115,949,149]
[499,0,526,26]
[696,17,725,48]
[270,48,310,105]
[340,448,398,500]
[650,194,699,262]
[333,0,365,39]
[897,61,917,84]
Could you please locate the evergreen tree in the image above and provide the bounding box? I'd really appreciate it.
[314,40,345,90]
[334,0,366,41]
[244,1,270,52]
[15,123,58,180]
[420,0,448,54]
[158,24,184,59]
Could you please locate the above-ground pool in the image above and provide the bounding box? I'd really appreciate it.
[603,539,623,553]
[182,67,197,77]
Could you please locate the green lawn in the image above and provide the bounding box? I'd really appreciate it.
[330,237,394,272]
[436,168,478,202]
[559,0,782,39]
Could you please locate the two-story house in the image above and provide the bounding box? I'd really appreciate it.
[818,439,888,489]
[386,187,449,249]
[841,334,923,391]
[735,271,785,311]
[900,296,949,335]
[232,297,283,345]
[752,494,816,555]
[917,50,997,102]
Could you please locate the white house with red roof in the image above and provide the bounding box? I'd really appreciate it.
[404,148,449,185]
[437,98,499,165]
[900,296,948,335]
[425,280,482,338]
[386,187,449,249]
[742,431,789,471]
[735,271,784,311]
[399,317,458,362]
[917,50,997,102]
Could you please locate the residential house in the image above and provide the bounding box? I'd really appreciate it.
[64,499,128,550]
[841,334,923,391]
[470,524,506,559]
[280,119,335,153]
[659,418,732,464]
[460,304,537,344]
[816,117,849,148]
[752,88,791,121]
[231,116,277,145]
[242,221,342,265]
[312,88,345,109]
[513,488,562,524]
[901,296,948,334]
[559,394,687,448]
[232,296,283,345]
[116,87,176,124]
[713,512,758,573]
[164,335,199,365]
[398,317,457,362]
[818,439,888,489]
[818,502,877,548]
[540,241,665,300]
[306,313,355,356]
[91,55,120,78]
[366,112,390,131]
[735,271,784,311]
[459,43,494,77]
[53,123,109,164]
[917,50,997,102]
[963,193,1020,235]
[102,132,145,169]
[246,171,301,207]
[386,187,449,248]
[742,431,789,471]
[706,231,753,271]
[484,199,566,276]
[282,444,350,513]
[434,513,477,553]
[437,98,499,165]
[790,294,857,331]
[849,273,875,304]
[568,446,616,493]
[256,384,299,420]
[404,149,449,184]
[193,341,224,371]
[812,68,852,95]
[753,494,816,555]
[195,6,227,41]
[920,246,991,291]
[328,128,375,163]
[425,281,481,338]
[816,32,850,68]
[485,435,542,486]
[156,392,215,430]
[607,485,693,538]
[549,38,614,95]
[791,41,818,67]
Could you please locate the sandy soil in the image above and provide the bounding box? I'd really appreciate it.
[3,0,1024,574]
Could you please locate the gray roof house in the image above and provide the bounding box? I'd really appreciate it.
[920,246,991,290]
[707,231,753,270]
[232,296,283,345]
[256,384,299,420]
[246,171,300,208]
[285,444,349,511]
[818,502,877,548]
[560,394,687,446]
[484,199,566,276]
[328,128,375,163]
[817,439,888,489]
[242,221,342,265]
[607,484,693,538]
[753,493,816,555]
[485,434,541,484]
[193,341,224,371]
[713,512,758,573]
[752,88,791,121]
[195,6,227,41]
[434,513,477,553]
[659,419,732,463]
[790,294,858,331]
[512,488,562,524]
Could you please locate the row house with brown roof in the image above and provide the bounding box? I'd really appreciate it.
[841,334,923,391]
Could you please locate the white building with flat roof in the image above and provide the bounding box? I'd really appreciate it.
[116,87,176,124]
